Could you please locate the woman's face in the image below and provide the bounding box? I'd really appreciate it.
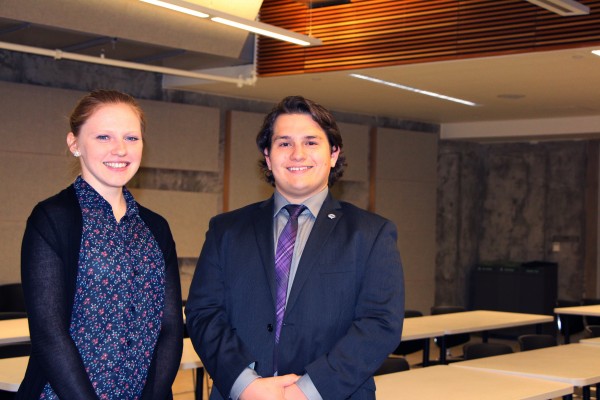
[67,103,143,198]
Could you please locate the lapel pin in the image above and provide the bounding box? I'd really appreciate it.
[328,213,336,219]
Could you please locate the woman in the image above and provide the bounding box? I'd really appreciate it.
[18,90,183,399]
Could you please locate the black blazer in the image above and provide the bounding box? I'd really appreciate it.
[18,185,183,399]
[186,194,404,400]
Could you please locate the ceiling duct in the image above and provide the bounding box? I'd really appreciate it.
[525,0,590,16]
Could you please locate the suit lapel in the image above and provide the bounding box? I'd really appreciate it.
[253,197,278,304]
[286,194,342,313]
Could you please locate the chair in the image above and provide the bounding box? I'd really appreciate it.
[0,391,16,400]
[463,342,513,360]
[0,283,26,313]
[584,325,600,338]
[391,310,425,356]
[431,305,470,360]
[555,299,585,340]
[518,334,557,351]
[374,357,410,376]
[582,298,600,326]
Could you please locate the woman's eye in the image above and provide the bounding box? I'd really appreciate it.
[125,136,140,142]
[96,135,109,141]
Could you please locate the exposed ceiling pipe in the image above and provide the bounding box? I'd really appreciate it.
[0,40,257,87]
[525,0,590,16]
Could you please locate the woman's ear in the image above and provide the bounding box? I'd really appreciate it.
[67,132,78,154]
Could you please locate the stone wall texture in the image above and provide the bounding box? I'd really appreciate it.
[437,140,589,306]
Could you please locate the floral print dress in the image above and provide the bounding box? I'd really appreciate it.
[41,177,166,399]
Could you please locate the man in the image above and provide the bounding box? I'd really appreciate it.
[186,96,404,400]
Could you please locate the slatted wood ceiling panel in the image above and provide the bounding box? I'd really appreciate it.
[257,0,600,76]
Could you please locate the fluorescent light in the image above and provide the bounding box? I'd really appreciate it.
[525,0,589,16]
[140,0,209,18]
[211,17,313,47]
[140,0,322,47]
[350,74,478,107]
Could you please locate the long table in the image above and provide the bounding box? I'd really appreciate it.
[452,343,600,400]
[400,310,553,364]
[554,305,600,343]
[374,365,573,400]
[580,337,600,346]
[0,338,203,394]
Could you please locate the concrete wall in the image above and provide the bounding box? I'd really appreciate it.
[437,140,590,306]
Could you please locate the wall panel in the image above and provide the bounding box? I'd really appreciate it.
[375,127,438,313]
[228,111,273,210]
[141,100,220,172]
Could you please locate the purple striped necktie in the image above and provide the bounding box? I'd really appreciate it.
[273,204,305,372]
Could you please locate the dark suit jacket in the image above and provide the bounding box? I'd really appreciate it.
[185,193,404,400]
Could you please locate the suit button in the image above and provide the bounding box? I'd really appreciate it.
[267,324,273,332]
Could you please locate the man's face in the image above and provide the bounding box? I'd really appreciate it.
[264,113,339,203]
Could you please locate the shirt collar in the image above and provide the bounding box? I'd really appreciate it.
[273,187,328,218]
[74,175,139,218]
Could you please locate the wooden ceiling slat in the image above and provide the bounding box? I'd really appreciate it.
[257,0,600,76]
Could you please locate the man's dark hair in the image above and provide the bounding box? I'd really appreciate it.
[256,95,346,187]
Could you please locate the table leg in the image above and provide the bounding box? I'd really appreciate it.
[194,367,204,400]
[422,339,430,367]
[563,316,571,344]
[437,336,447,364]
[582,385,590,400]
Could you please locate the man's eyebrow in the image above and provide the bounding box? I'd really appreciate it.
[273,134,322,140]
[272,135,291,140]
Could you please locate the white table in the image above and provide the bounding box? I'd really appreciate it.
[554,305,600,343]
[554,305,600,317]
[0,338,203,393]
[424,310,553,335]
[397,317,445,366]
[0,356,27,392]
[0,318,29,345]
[453,343,600,400]
[579,336,600,346]
[374,365,573,400]
[401,310,553,364]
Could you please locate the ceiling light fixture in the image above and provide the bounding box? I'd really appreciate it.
[139,0,322,46]
[592,50,600,57]
[350,74,478,107]
[524,0,589,16]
